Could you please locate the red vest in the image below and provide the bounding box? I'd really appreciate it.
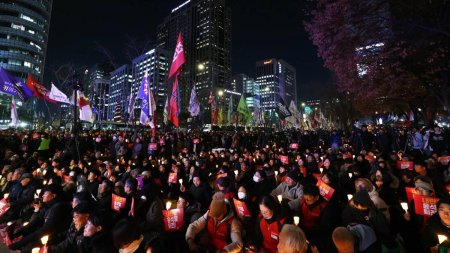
[300,199,327,229]
[207,215,233,250]
[259,215,286,253]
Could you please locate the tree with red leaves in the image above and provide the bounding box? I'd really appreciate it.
[304,0,449,119]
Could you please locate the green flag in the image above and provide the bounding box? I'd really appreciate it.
[227,96,233,125]
[218,107,224,126]
[237,95,252,125]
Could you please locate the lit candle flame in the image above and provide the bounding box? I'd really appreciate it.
[43,180,48,185]
[274,171,279,177]
[319,168,323,174]
[294,216,300,225]
[41,235,49,245]
[400,202,408,211]
[179,179,183,185]
[3,193,9,199]
[438,234,447,244]
[23,222,29,226]
[6,222,12,226]
[277,195,282,203]
[166,201,171,210]
[234,170,238,175]
[31,248,40,253]
[348,172,353,178]
[347,194,353,201]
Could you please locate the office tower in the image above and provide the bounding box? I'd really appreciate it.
[256,59,297,112]
[86,64,110,123]
[0,0,53,119]
[107,65,131,121]
[233,74,259,110]
[157,0,232,112]
[131,48,171,113]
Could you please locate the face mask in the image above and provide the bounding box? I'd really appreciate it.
[238,192,246,199]
[253,175,261,183]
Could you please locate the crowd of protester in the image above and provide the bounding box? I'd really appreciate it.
[0,124,449,253]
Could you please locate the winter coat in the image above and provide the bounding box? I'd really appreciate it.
[186,206,243,253]
[271,182,304,211]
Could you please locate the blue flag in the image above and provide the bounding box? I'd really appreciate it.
[0,68,33,101]
[137,72,156,125]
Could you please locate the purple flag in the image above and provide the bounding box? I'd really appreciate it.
[0,68,33,101]
[188,87,200,117]
[137,72,156,126]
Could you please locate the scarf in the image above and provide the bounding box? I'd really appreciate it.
[119,235,144,253]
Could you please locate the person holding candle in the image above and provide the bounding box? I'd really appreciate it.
[9,184,72,252]
[250,194,293,253]
[421,198,450,253]
[186,192,243,253]
[0,172,36,223]
[342,189,398,252]
[271,170,304,211]
[47,202,92,253]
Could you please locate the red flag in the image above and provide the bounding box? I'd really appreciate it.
[168,33,186,80]
[169,76,179,127]
[26,74,56,103]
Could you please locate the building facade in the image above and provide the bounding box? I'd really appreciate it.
[157,0,232,112]
[86,64,110,123]
[107,65,131,121]
[131,48,171,114]
[256,58,297,112]
[0,0,53,120]
[233,74,259,111]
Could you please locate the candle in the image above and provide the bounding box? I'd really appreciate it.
[179,179,183,185]
[23,222,29,226]
[374,155,377,159]
[352,155,355,159]
[400,202,408,211]
[348,172,353,178]
[3,193,9,199]
[43,180,48,185]
[319,168,323,174]
[294,216,300,225]
[6,222,12,226]
[234,170,238,175]
[41,235,49,245]
[165,201,172,210]
[32,248,40,253]
[274,171,279,177]
[347,194,353,200]
[117,159,119,162]
[438,234,447,244]
[216,165,219,168]
[277,195,282,203]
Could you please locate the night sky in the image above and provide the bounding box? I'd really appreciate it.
[45,0,331,100]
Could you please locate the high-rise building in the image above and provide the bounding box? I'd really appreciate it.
[0,0,53,120]
[0,0,52,81]
[107,65,131,121]
[87,64,110,123]
[233,74,259,111]
[157,0,232,112]
[256,59,297,112]
[131,48,171,113]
